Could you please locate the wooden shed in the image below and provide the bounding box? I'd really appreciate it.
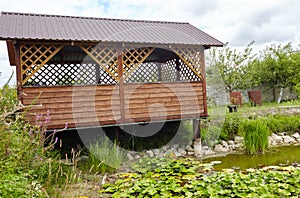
[0,11,223,130]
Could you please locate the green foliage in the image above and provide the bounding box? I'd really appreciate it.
[101,158,300,197]
[0,79,66,197]
[202,126,221,147]
[220,113,241,141]
[249,43,299,101]
[266,114,300,135]
[82,138,124,174]
[239,119,270,154]
[209,41,255,92]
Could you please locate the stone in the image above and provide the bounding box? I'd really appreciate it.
[283,135,296,144]
[153,149,160,156]
[292,132,300,139]
[210,161,222,165]
[214,144,228,153]
[278,132,286,136]
[203,148,215,155]
[228,140,235,145]
[202,146,209,150]
[146,150,154,158]
[186,145,194,152]
[127,153,134,161]
[135,154,141,159]
[221,140,229,148]
[297,138,300,143]
[228,145,235,151]
[187,151,194,155]
[271,133,283,144]
[234,136,244,143]
[194,139,202,157]
[164,149,175,158]
[178,148,187,155]
[172,144,180,149]
[173,150,182,157]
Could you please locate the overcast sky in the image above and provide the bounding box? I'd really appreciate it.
[0,0,299,85]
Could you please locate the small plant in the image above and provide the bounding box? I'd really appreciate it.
[239,119,270,154]
[201,126,221,147]
[82,138,123,174]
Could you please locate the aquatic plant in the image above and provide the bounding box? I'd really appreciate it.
[239,119,270,154]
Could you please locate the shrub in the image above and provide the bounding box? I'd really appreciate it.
[239,119,270,154]
[220,113,241,141]
[0,77,65,197]
[266,115,300,135]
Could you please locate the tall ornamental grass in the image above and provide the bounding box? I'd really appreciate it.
[239,119,270,154]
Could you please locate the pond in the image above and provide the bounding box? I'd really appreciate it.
[202,145,300,170]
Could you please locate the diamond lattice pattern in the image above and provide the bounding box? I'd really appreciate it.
[20,43,64,85]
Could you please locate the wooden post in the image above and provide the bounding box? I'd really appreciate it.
[193,118,202,157]
[115,126,119,141]
[157,63,162,81]
[175,58,181,81]
[14,42,23,103]
[95,63,100,84]
[117,44,125,123]
[200,47,208,116]
[193,119,201,140]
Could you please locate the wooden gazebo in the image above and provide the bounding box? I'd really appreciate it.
[0,11,223,131]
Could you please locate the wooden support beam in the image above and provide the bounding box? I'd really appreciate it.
[6,40,16,66]
[175,58,181,81]
[157,63,162,81]
[14,42,23,103]
[200,47,208,116]
[117,44,125,123]
[193,119,201,140]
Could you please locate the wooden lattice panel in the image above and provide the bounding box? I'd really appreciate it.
[161,59,178,81]
[122,46,154,78]
[125,62,158,83]
[79,44,118,81]
[25,63,98,86]
[20,43,64,85]
[173,47,203,80]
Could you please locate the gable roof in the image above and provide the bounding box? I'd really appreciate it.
[0,11,223,47]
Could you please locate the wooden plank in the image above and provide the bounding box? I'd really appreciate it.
[14,43,23,103]
[118,44,125,122]
[200,48,208,116]
[6,40,16,66]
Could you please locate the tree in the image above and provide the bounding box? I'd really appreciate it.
[209,41,255,93]
[291,51,300,97]
[250,43,298,101]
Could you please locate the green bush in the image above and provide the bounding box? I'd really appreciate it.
[0,78,65,197]
[239,119,270,154]
[266,115,300,134]
[220,113,241,141]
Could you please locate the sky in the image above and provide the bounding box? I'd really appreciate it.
[0,0,299,85]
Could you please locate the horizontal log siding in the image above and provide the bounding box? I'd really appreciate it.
[123,82,205,123]
[22,82,205,129]
[23,85,121,129]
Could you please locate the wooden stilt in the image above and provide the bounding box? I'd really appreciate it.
[193,119,201,140]
[115,126,119,142]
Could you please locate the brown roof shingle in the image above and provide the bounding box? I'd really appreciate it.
[0,11,223,46]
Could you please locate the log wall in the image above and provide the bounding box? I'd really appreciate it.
[22,82,205,129]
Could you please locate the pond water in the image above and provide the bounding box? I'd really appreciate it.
[202,145,300,170]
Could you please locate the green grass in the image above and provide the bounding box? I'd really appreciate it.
[239,119,270,154]
[79,138,124,174]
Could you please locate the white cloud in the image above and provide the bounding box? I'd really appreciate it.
[0,0,299,85]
